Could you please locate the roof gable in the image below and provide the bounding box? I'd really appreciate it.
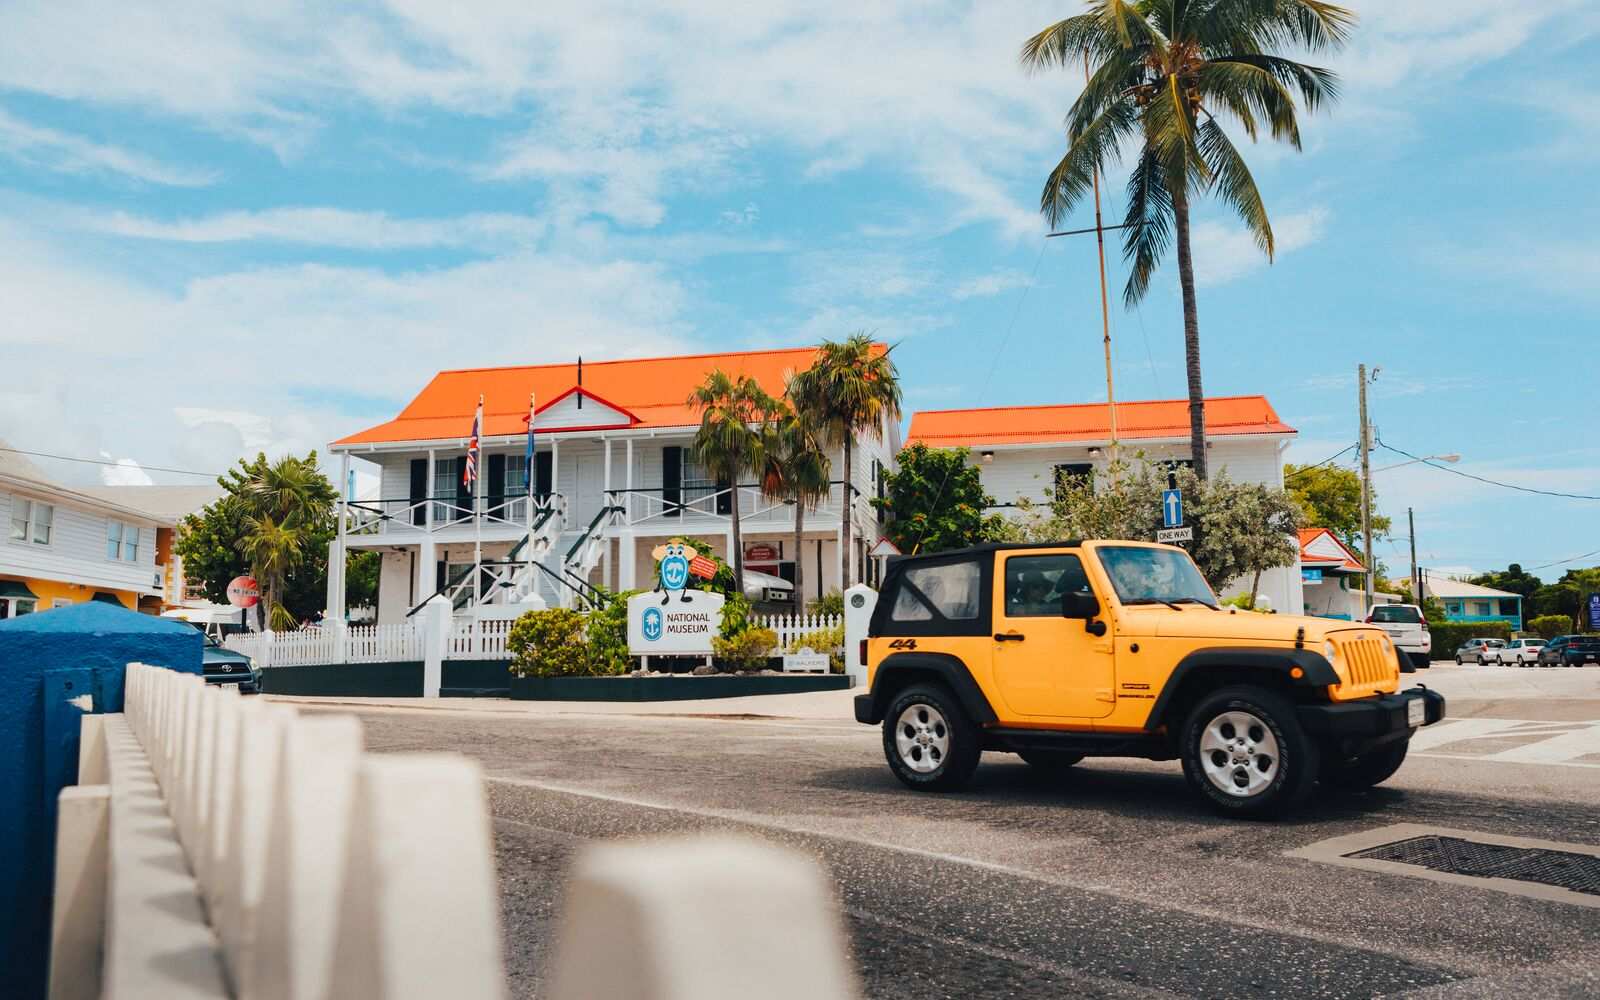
[1298,528,1365,572]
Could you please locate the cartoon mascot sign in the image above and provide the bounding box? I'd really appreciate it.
[628,538,724,656]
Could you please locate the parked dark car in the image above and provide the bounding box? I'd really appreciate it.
[1535,635,1600,667]
[202,632,261,693]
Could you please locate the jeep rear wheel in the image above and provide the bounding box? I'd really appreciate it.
[1323,739,1409,790]
[1180,685,1319,818]
[882,684,981,792]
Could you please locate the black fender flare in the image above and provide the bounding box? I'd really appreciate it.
[1144,647,1339,731]
[863,652,998,726]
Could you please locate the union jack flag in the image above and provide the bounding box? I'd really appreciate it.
[463,395,483,490]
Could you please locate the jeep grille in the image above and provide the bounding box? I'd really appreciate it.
[1331,633,1397,699]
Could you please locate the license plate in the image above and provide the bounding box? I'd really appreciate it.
[1406,698,1425,726]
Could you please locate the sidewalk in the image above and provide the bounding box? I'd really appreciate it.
[266,685,862,722]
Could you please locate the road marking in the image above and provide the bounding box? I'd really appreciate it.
[1410,717,1600,768]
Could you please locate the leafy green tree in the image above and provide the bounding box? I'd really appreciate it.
[653,535,736,596]
[689,370,781,597]
[872,444,1000,555]
[791,333,902,587]
[1022,1,1354,480]
[1471,564,1542,604]
[1284,462,1390,552]
[758,391,832,609]
[1019,463,1301,599]
[175,451,377,626]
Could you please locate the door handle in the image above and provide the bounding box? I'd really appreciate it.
[993,632,1025,642]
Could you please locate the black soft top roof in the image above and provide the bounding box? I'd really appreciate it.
[886,540,1084,566]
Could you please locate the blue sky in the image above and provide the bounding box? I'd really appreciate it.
[1,2,1597,580]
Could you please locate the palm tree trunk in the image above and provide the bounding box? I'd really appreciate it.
[840,437,854,590]
[1172,183,1208,482]
[730,479,745,600]
[793,498,806,612]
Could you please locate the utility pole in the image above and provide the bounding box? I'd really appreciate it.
[1408,507,1419,603]
[1358,364,1374,614]
[1085,50,1119,480]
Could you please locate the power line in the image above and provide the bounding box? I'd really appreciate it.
[1375,439,1600,502]
[1525,548,1600,572]
[0,446,221,479]
[1284,443,1356,482]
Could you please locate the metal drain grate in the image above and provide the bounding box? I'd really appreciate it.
[1349,836,1600,896]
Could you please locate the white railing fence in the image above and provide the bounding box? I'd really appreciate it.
[447,616,514,659]
[757,613,844,651]
[50,662,859,999]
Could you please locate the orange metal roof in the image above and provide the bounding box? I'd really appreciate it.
[905,395,1293,448]
[334,345,883,447]
[1298,528,1365,572]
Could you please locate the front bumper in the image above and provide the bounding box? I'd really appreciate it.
[1297,686,1445,750]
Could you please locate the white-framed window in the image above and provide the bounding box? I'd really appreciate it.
[9,498,53,545]
[432,458,462,522]
[504,454,529,520]
[107,519,140,562]
[681,454,717,506]
[0,597,37,619]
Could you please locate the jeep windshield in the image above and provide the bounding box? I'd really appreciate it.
[1098,545,1218,608]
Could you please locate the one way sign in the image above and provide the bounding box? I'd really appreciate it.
[1161,489,1183,529]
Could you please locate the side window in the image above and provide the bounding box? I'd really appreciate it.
[893,561,981,622]
[1003,554,1089,618]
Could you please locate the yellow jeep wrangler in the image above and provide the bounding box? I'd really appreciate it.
[854,541,1445,816]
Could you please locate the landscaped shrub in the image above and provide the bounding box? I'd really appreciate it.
[1429,620,1512,658]
[808,589,845,617]
[719,593,754,639]
[507,608,588,678]
[1528,614,1575,639]
[712,626,778,671]
[787,623,846,672]
[585,587,641,676]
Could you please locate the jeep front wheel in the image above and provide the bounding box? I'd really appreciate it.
[882,684,981,792]
[1180,685,1319,818]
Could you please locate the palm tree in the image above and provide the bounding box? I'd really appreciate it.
[1021,0,1353,480]
[758,393,833,610]
[238,513,304,630]
[226,451,335,628]
[791,334,902,589]
[688,370,780,596]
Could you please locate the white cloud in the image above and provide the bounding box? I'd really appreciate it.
[0,107,216,186]
[97,454,155,486]
[951,270,1034,300]
[1192,208,1329,287]
[75,206,546,250]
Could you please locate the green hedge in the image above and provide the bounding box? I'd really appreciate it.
[1527,614,1575,639]
[1429,620,1512,658]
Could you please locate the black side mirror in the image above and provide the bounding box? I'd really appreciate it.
[1061,591,1100,620]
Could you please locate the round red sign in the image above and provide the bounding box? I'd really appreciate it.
[744,543,779,563]
[226,575,260,608]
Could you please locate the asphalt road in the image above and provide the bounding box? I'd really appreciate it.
[310,665,1600,999]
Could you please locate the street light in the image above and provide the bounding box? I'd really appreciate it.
[1374,453,1460,473]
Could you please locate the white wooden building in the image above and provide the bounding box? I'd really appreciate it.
[905,395,1306,613]
[326,347,899,626]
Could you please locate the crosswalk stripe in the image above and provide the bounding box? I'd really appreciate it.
[1406,716,1600,767]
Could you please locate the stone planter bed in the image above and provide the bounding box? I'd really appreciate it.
[508,672,851,702]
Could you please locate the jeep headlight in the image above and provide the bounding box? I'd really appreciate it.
[1322,639,1341,670]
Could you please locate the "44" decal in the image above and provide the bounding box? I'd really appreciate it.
[887,638,918,650]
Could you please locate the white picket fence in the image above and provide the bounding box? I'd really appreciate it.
[758,613,844,651]
[49,662,860,999]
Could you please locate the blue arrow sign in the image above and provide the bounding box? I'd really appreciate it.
[1162,489,1183,529]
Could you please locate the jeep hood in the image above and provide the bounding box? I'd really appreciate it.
[1128,609,1364,644]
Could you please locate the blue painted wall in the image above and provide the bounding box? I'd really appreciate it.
[0,603,200,1000]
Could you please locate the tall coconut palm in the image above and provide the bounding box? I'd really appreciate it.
[1021,0,1353,480]
[227,451,335,628]
[758,394,833,609]
[791,334,902,589]
[688,370,780,596]
[238,513,304,630]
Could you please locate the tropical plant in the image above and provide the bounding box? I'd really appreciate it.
[758,392,832,609]
[585,587,642,675]
[712,626,778,672]
[791,333,902,589]
[786,623,846,672]
[1285,461,1390,552]
[1528,615,1574,640]
[872,443,1002,555]
[653,535,737,596]
[507,607,589,678]
[238,514,305,630]
[1022,1,1355,480]
[808,589,845,617]
[688,370,781,597]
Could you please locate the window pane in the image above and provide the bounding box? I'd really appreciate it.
[33,503,52,544]
[125,531,139,562]
[107,520,123,559]
[889,585,933,621]
[902,561,981,620]
[9,498,27,541]
[1370,605,1420,623]
[1005,554,1089,617]
[16,599,34,616]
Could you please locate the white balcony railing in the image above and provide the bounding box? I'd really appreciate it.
[609,482,874,531]
[343,493,566,538]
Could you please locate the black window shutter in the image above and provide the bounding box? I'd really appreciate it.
[436,560,446,593]
[663,446,682,517]
[409,459,427,526]
[455,456,471,522]
[536,452,553,499]
[488,454,506,511]
[716,473,733,515]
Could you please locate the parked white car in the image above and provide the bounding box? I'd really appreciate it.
[1366,603,1431,670]
[1492,637,1546,666]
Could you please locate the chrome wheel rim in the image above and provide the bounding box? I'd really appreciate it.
[894,703,950,774]
[1198,710,1280,798]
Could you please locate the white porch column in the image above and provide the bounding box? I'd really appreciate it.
[552,437,561,517]
[625,437,634,523]
[619,532,637,590]
[418,449,437,604]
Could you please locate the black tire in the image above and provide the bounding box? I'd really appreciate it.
[881,683,982,792]
[1017,749,1084,772]
[1180,685,1320,818]
[1323,738,1409,790]
[1454,656,1463,665]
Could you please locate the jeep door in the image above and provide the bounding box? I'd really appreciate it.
[991,551,1115,719]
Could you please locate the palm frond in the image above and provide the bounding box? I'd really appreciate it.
[1020,13,1117,70]
[1120,147,1174,305]
[1197,59,1300,146]
[1197,117,1273,257]
[1209,53,1338,112]
[1269,0,1356,52]
[1042,98,1140,226]
[1064,45,1150,140]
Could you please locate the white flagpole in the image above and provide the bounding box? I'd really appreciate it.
[473,393,484,609]
[526,391,536,538]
